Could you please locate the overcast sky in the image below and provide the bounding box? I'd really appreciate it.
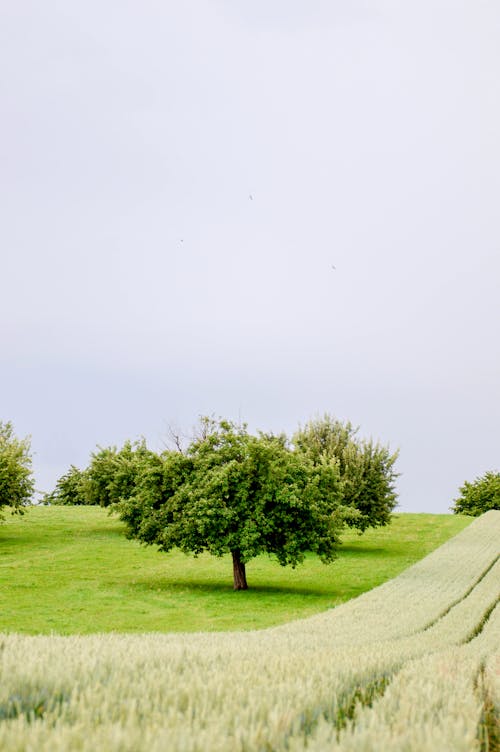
[1,1,499,513]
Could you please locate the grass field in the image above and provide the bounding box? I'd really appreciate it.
[0,506,471,633]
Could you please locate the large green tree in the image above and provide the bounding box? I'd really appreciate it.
[0,421,34,519]
[452,471,500,516]
[117,418,347,590]
[293,415,399,531]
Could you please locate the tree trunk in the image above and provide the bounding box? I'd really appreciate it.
[232,550,248,590]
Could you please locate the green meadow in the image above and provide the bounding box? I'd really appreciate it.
[0,506,471,634]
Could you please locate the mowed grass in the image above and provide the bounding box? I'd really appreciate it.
[0,506,472,634]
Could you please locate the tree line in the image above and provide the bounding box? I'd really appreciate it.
[2,416,498,590]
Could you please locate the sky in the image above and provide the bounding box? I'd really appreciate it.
[1,0,499,513]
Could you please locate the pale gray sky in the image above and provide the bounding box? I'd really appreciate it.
[1,1,499,512]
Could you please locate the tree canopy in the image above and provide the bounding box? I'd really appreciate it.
[42,465,88,506]
[0,420,34,519]
[451,471,500,516]
[293,415,399,531]
[43,440,157,507]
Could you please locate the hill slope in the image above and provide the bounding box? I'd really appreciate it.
[1,506,470,633]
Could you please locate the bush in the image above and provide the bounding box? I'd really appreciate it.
[452,471,500,516]
[0,420,34,519]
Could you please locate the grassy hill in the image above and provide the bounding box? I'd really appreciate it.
[0,506,471,634]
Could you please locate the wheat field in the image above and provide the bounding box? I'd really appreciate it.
[1,511,499,751]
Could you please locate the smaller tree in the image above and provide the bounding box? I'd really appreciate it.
[293,415,399,532]
[353,439,399,531]
[85,440,158,506]
[42,466,88,505]
[0,421,34,519]
[44,439,158,507]
[452,471,500,516]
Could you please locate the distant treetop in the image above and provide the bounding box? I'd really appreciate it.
[0,420,34,519]
[452,471,500,516]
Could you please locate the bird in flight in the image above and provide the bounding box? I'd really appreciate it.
[249,194,253,201]
[331,264,336,270]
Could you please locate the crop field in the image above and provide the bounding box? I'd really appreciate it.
[1,510,499,751]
